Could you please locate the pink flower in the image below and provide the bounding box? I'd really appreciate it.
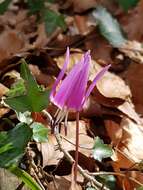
[50,47,110,111]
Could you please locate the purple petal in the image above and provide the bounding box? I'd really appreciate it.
[50,47,70,100]
[66,52,91,110]
[52,52,91,110]
[84,64,111,101]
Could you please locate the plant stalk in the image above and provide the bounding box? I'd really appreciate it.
[74,111,79,181]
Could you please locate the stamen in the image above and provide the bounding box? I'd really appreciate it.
[57,111,67,124]
[55,109,64,123]
[64,111,69,135]
[54,108,60,118]
[55,109,67,124]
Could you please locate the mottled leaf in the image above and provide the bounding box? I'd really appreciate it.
[43,9,66,34]
[6,79,25,98]
[5,60,49,112]
[93,136,113,162]
[27,0,45,14]
[96,175,116,190]
[0,123,32,168]
[31,122,49,142]
[92,6,126,47]
[0,0,12,14]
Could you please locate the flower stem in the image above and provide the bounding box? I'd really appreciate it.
[74,111,79,181]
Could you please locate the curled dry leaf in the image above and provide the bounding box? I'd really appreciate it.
[38,120,94,167]
[110,117,143,169]
[123,63,143,115]
[90,60,131,100]
[120,118,143,163]
[120,41,143,64]
[0,31,25,65]
[118,100,141,124]
[0,84,9,98]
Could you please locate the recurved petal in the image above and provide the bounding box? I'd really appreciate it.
[50,47,70,99]
[85,64,111,100]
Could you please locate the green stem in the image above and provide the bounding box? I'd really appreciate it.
[74,111,79,182]
[8,165,42,190]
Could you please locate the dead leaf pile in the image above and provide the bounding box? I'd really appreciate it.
[1,1,143,190]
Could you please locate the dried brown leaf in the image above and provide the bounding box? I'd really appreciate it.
[0,30,25,68]
[0,84,9,97]
[38,120,94,167]
[110,118,143,169]
[72,0,97,13]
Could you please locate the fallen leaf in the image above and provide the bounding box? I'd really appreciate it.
[38,120,94,167]
[120,118,143,163]
[72,0,97,13]
[123,62,143,115]
[0,108,9,118]
[111,118,143,169]
[47,176,71,190]
[0,30,25,65]
[120,0,143,41]
[118,100,141,124]
[90,60,131,100]
[0,83,9,97]
[120,40,143,64]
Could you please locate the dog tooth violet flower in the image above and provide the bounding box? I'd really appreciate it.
[50,47,110,112]
[50,47,110,181]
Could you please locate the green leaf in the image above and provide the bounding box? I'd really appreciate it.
[96,175,116,190]
[137,186,143,190]
[5,60,49,112]
[27,0,45,14]
[93,6,126,47]
[93,136,113,162]
[6,79,26,98]
[138,160,143,171]
[0,123,32,168]
[31,122,49,142]
[43,9,66,34]
[116,0,139,11]
[0,0,12,14]
[9,165,42,190]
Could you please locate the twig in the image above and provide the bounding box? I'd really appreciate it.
[42,110,109,189]
[60,134,92,150]
[55,132,109,190]
[89,171,143,186]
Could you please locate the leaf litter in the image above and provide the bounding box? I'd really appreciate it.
[1,0,143,190]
